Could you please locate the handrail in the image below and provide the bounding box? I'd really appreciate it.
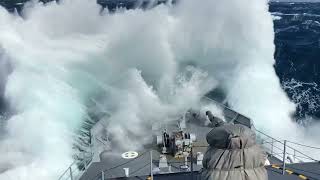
[255,129,283,143]
[287,140,320,150]
[57,96,320,180]
[58,154,93,180]
[59,128,320,180]
[255,129,319,161]
[58,162,75,180]
[286,144,318,162]
[202,97,320,165]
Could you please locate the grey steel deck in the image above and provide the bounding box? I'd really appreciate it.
[266,162,320,180]
[95,162,320,180]
[79,151,320,180]
[58,97,320,180]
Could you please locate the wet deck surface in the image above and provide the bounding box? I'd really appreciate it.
[104,162,320,180]
[79,98,320,180]
[81,157,320,180]
[267,162,320,180]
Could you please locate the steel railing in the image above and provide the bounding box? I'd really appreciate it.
[255,129,319,174]
[58,129,320,180]
[58,154,93,180]
[57,96,320,179]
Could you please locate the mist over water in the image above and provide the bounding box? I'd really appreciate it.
[0,0,316,179]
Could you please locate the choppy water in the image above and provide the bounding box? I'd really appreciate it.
[0,1,319,121]
[0,1,319,179]
[270,2,320,121]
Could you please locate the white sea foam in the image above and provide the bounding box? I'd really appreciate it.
[0,0,311,179]
[272,15,282,20]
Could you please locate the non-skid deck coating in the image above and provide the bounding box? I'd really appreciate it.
[80,149,320,180]
[78,98,320,180]
[267,162,320,180]
[90,162,320,180]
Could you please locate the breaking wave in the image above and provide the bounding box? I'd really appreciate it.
[272,15,282,20]
[282,78,320,122]
[0,0,314,179]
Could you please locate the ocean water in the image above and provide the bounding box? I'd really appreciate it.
[0,1,319,179]
[270,2,320,121]
[0,1,319,121]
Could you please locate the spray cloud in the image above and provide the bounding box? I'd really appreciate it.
[0,0,306,179]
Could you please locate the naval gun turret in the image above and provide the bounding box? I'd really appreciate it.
[202,111,268,180]
[205,111,225,127]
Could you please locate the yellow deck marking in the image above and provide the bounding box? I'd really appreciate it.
[270,165,308,180]
[298,175,308,180]
[285,170,293,174]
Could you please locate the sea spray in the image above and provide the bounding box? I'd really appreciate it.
[0,0,305,179]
